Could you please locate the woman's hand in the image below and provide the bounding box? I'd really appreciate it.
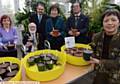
[0,45,3,49]
[25,42,33,47]
[88,57,100,64]
[50,31,61,37]
[14,44,17,49]
[3,45,8,50]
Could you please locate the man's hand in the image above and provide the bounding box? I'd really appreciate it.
[68,30,80,36]
[75,31,80,36]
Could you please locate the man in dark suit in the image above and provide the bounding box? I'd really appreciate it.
[29,2,49,49]
[66,2,89,44]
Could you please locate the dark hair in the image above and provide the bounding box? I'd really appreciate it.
[48,4,60,14]
[35,2,45,9]
[0,15,12,27]
[102,9,120,22]
[72,2,82,8]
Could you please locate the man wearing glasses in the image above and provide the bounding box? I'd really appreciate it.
[66,2,89,44]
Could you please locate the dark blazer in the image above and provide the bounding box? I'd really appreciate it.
[46,16,66,40]
[45,16,66,50]
[22,32,33,52]
[22,32,31,45]
[22,32,38,53]
[66,13,89,43]
[29,13,49,49]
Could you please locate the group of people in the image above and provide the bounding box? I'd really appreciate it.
[0,2,89,57]
[28,2,89,51]
[0,1,120,84]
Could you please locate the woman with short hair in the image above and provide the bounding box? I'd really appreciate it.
[89,9,120,84]
[45,4,66,50]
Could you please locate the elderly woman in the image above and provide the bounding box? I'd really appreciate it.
[0,15,18,57]
[22,22,38,55]
[45,4,66,50]
[89,9,120,84]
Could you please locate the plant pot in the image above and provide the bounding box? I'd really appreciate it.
[52,30,59,36]
[7,44,15,50]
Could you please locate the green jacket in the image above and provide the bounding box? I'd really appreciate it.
[90,31,120,83]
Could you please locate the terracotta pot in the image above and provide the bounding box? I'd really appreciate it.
[7,44,15,50]
[52,29,59,36]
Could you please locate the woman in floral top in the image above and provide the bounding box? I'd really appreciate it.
[89,9,120,84]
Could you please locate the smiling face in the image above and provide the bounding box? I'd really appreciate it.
[50,8,59,17]
[2,18,11,28]
[28,23,36,33]
[103,14,120,35]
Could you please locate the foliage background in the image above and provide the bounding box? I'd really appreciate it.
[15,0,120,34]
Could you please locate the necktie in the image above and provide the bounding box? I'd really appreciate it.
[38,15,42,23]
[75,16,79,28]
